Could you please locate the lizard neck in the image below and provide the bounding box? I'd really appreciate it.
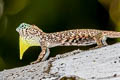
[21,30,46,46]
[39,32,47,42]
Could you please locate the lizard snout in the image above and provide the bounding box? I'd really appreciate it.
[16,27,19,32]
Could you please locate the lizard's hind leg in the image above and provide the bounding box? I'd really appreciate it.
[101,35,108,46]
[93,32,108,48]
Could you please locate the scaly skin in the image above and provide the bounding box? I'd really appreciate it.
[16,23,120,64]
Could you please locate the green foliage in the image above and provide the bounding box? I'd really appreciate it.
[0,55,6,70]
[5,0,29,15]
[99,0,120,41]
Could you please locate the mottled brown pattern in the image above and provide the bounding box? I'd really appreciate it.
[16,23,120,64]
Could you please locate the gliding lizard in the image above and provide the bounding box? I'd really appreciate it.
[16,23,120,64]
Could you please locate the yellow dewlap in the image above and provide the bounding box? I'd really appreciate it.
[19,36,31,60]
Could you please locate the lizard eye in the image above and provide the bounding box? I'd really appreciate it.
[21,25,24,28]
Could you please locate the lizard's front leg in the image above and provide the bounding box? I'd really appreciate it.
[41,48,50,61]
[31,44,50,64]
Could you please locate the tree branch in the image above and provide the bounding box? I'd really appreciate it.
[1,43,120,80]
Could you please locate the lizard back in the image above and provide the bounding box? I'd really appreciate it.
[46,29,97,47]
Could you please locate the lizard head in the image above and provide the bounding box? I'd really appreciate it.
[16,23,43,60]
[16,23,43,37]
[16,23,30,32]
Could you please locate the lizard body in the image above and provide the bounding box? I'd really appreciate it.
[16,23,120,64]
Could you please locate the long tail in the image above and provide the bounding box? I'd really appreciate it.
[103,30,120,38]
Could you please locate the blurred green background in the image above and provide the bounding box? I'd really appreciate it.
[0,0,120,71]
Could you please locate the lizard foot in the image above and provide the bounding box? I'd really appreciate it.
[89,46,101,50]
[89,45,107,50]
[89,47,97,50]
[30,60,41,64]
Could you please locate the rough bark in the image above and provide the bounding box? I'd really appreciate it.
[1,43,120,80]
